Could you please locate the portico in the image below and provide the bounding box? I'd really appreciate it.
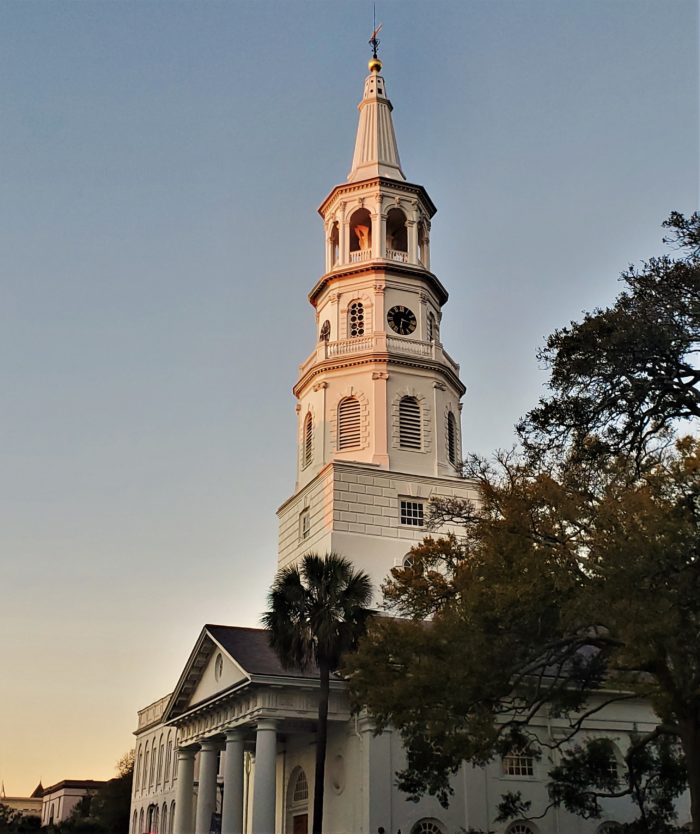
[163,625,350,834]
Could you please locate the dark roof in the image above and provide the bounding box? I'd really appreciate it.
[42,780,106,795]
[205,625,319,679]
[30,783,43,798]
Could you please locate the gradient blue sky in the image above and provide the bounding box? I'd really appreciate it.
[1,0,697,795]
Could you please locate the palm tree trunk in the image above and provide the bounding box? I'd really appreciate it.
[679,716,700,834]
[313,659,330,834]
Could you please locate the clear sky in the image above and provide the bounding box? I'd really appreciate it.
[1,0,697,797]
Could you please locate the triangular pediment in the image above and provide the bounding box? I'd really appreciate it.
[163,626,250,721]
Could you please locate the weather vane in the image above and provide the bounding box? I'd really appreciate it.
[369,4,382,59]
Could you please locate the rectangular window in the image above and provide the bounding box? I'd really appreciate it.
[400,500,424,526]
[300,508,310,540]
[502,750,534,777]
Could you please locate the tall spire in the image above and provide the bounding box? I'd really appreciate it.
[347,44,405,183]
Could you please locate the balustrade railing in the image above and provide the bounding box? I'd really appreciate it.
[299,334,460,376]
[385,248,409,263]
[327,335,375,357]
[349,250,371,263]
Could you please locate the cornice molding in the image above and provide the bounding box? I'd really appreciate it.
[309,262,448,307]
[318,177,437,219]
[293,353,466,400]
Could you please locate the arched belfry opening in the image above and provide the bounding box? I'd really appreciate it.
[349,208,372,262]
[386,207,408,261]
[418,220,430,268]
[330,221,339,267]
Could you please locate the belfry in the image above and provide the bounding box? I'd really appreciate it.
[278,52,473,589]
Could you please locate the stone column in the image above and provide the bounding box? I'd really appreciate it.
[339,208,347,266]
[173,748,197,834]
[221,731,245,834]
[251,719,277,834]
[378,211,387,260]
[194,740,220,834]
[407,219,418,264]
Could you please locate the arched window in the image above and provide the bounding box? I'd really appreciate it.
[142,749,149,791]
[338,397,361,450]
[161,803,168,834]
[348,301,365,337]
[149,740,156,786]
[157,736,164,784]
[293,769,309,802]
[410,820,445,834]
[169,802,176,834]
[303,413,313,467]
[386,207,408,261]
[132,811,138,834]
[138,809,144,834]
[507,824,537,834]
[164,737,172,782]
[399,396,421,449]
[447,411,457,465]
[349,208,372,261]
[135,747,142,792]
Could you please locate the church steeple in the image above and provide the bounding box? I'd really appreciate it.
[348,57,405,183]
[277,48,471,589]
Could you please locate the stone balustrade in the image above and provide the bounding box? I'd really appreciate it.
[298,334,460,377]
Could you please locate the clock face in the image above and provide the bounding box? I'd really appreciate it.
[387,305,417,336]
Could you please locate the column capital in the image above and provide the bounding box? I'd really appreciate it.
[176,746,197,761]
[199,738,221,753]
[225,729,245,743]
[255,718,278,732]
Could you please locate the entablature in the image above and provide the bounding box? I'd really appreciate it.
[309,262,448,307]
[318,176,437,220]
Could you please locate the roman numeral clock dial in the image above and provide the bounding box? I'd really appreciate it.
[387,305,417,335]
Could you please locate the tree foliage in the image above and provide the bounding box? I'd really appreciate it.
[521,211,700,463]
[263,553,373,834]
[45,752,134,834]
[0,805,41,833]
[348,215,700,833]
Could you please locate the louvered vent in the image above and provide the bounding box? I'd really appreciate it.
[447,411,457,464]
[303,413,313,467]
[338,397,361,449]
[399,397,421,449]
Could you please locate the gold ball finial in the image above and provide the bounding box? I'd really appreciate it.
[368,56,382,73]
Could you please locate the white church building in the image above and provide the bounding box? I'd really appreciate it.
[129,53,688,834]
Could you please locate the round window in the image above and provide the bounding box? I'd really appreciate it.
[214,652,223,681]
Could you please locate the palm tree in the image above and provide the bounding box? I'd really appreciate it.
[262,553,373,834]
